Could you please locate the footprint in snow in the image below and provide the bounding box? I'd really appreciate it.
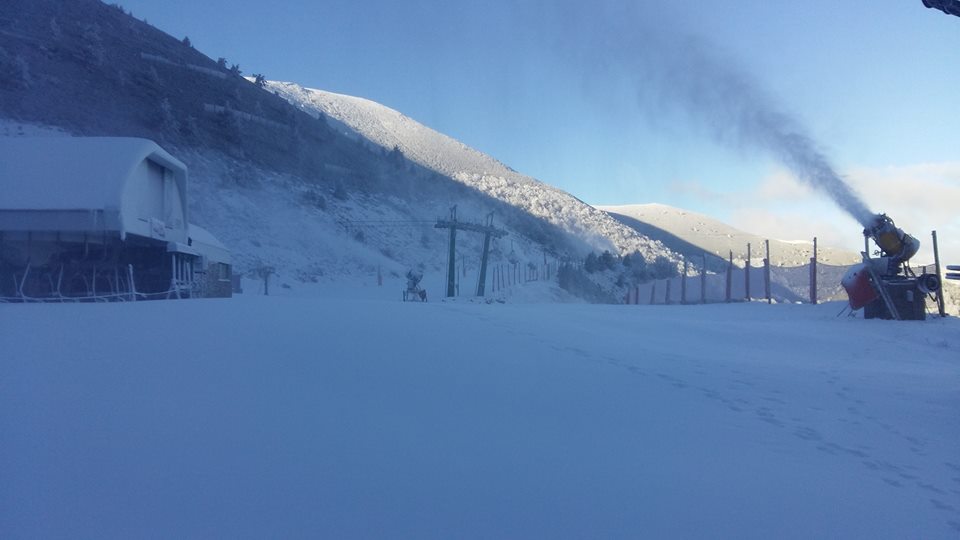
[930,498,956,512]
[881,478,903,488]
[794,427,822,441]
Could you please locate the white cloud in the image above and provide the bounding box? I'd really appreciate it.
[666,179,731,204]
[845,162,960,265]
[755,168,814,202]
[664,161,958,272]
[704,162,960,266]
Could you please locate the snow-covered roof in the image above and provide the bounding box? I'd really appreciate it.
[188,223,230,264]
[0,136,186,212]
[0,137,188,241]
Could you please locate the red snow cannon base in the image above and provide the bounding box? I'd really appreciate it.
[842,264,879,310]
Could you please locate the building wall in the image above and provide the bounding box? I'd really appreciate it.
[121,159,187,243]
[200,260,232,298]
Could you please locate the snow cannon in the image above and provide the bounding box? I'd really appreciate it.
[841,264,879,310]
[863,214,919,269]
[842,214,938,320]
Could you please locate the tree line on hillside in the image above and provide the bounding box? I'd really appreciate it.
[557,250,680,303]
[584,250,678,281]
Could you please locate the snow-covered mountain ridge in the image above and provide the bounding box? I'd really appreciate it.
[600,203,862,267]
[267,81,672,261]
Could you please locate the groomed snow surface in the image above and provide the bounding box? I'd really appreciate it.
[2,294,959,538]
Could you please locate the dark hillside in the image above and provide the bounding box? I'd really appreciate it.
[0,0,378,182]
[0,0,612,280]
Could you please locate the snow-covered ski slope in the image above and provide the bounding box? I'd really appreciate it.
[267,81,672,259]
[600,203,862,267]
[3,296,958,538]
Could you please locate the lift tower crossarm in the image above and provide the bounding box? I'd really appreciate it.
[435,207,508,298]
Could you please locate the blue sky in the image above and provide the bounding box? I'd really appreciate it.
[119,0,959,258]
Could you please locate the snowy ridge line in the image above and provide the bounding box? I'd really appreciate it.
[600,203,862,267]
[264,80,680,263]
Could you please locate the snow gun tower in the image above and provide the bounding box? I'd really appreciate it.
[841,214,941,320]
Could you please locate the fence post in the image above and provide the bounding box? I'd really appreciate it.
[745,243,751,301]
[810,237,818,305]
[932,230,946,317]
[764,239,772,304]
[701,253,707,304]
[650,282,656,305]
[665,279,672,305]
[681,260,688,304]
[726,250,733,303]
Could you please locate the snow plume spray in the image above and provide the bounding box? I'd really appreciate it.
[549,2,875,227]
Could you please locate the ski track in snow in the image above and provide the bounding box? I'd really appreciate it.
[472,303,960,515]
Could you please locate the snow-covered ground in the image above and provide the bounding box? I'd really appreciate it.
[3,295,958,538]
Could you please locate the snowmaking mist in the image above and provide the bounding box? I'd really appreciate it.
[546,2,875,227]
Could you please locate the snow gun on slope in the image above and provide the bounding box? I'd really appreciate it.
[841,214,940,320]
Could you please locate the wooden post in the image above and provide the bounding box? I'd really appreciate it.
[810,237,818,305]
[445,206,457,298]
[745,243,751,301]
[128,264,137,301]
[701,253,707,304]
[681,260,688,304]
[932,230,946,317]
[725,250,733,303]
[476,229,493,297]
[650,282,656,305]
[665,279,672,305]
[764,239,772,304]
